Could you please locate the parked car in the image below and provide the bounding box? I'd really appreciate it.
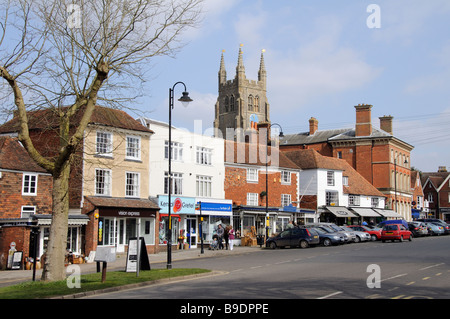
[377,219,409,229]
[425,222,445,236]
[339,225,371,242]
[266,227,320,249]
[381,224,412,242]
[307,223,353,243]
[347,225,382,241]
[302,226,345,246]
[408,221,428,237]
[418,219,450,234]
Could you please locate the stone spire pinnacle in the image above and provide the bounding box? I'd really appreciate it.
[219,50,227,84]
[258,49,266,82]
[236,44,245,77]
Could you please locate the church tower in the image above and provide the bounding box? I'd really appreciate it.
[214,47,270,140]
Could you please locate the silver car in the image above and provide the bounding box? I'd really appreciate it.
[425,222,445,236]
[307,223,354,243]
[340,225,371,242]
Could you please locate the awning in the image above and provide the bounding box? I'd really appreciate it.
[325,206,358,218]
[373,209,402,218]
[350,207,382,217]
[34,214,90,226]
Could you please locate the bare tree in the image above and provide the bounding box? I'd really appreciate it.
[0,0,203,281]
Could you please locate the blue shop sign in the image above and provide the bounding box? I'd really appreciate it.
[198,202,232,213]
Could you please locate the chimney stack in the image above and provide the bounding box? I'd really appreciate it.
[379,115,393,135]
[355,104,373,137]
[309,117,318,135]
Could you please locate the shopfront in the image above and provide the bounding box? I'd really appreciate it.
[157,195,232,248]
[319,206,358,225]
[83,196,159,255]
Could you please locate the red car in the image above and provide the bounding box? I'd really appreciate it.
[348,225,382,241]
[381,224,412,242]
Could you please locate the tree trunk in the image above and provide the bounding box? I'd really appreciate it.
[41,163,70,281]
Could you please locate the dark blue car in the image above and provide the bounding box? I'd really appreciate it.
[302,226,345,246]
[266,227,320,249]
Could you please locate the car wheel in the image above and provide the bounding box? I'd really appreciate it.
[323,238,332,247]
[408,235,412,241]
[269,242,277,249]
[399,236,404,242]
[382,239,386,243]
[299,240,309,249]
[371,235,377,241]
[354,236,361,243]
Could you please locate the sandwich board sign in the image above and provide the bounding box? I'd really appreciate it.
[126,237,151,272]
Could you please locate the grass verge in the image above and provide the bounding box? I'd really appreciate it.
[0,268,210,299]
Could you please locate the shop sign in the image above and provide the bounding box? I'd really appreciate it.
[198,202,232,213]
[158,195,196,215]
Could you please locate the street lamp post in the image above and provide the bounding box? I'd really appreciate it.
[265,123,284,242]
[167,82,192,270]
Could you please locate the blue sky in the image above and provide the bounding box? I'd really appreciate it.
[135,0,450,173]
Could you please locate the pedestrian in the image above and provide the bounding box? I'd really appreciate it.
[224,225,230,250]
[228,226,235,251]
[217,224,224,249]
[286,220,294,229]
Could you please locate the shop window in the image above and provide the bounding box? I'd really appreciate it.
[22,173,37,195]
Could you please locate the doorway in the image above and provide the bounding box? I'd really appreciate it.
[186,218,197,248]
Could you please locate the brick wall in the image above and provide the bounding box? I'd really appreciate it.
[0,171,53,218]
[224,166,297,207]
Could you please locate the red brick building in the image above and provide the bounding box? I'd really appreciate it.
[0,136,53,269]
[421,167,450,222]
[280,104,414,220]
[224,139,300,240]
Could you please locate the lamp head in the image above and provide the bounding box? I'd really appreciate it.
[178,91,193,107]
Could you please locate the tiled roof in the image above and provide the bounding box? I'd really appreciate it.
[0,136,48,173]
[283,149,385,197]
[421,171,450,189]
[224,140,299,170]
[0,105,152,134]
[84,196,160,210]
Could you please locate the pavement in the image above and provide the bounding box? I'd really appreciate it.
[0,245,262,288]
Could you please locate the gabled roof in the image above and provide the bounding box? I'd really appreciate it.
[224,140,299,170]
[283,149,385,197]
[0,105,152,134]
[0,136,48,173]
[421,171,450,191]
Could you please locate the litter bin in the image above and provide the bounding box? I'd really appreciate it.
[256,234,265,247]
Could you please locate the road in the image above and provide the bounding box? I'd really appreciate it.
[85,235,450,300]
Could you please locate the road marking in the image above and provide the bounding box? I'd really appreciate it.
[406,281,415,286]
[317,291,343,299]
[380,273,408,282]
[419,263,444,271]
[422,277,430,280]
[250,266,262,269]
[435,273,442,276]
[392,295,406,299]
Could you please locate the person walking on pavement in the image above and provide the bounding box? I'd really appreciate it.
[217,224,224,249]
[224,225,230,250]
[228,226,235,251]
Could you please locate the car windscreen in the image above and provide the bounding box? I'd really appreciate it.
[383,225,397,231]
